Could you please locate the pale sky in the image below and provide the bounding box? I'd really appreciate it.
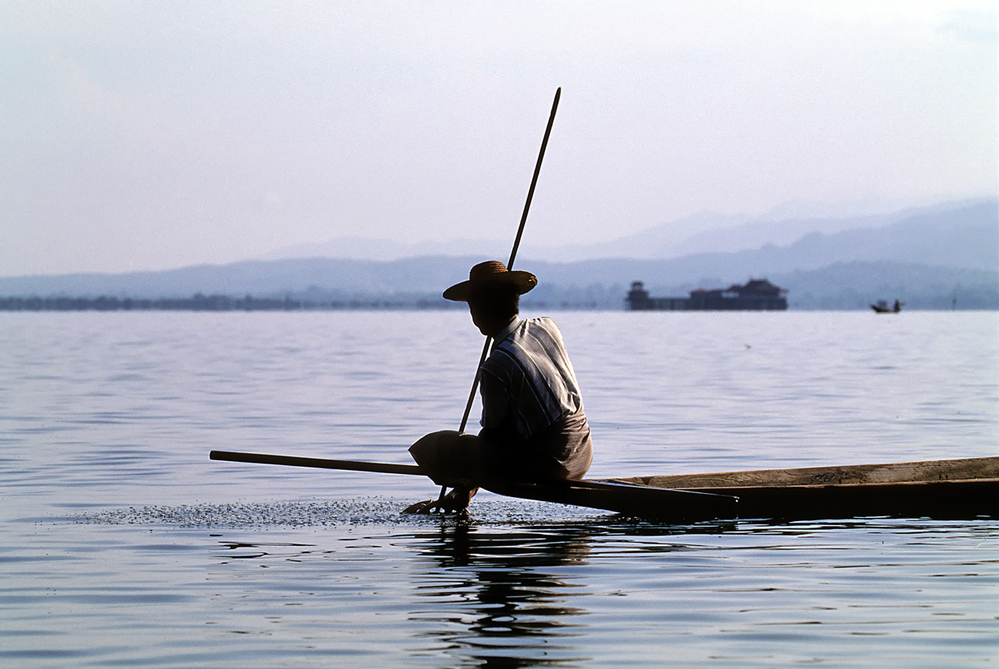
[2,0,996,276]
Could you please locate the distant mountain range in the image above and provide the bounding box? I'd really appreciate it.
[259,197,997,267]
[2,199,996,310]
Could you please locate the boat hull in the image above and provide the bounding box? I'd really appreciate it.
[605,457,999,520]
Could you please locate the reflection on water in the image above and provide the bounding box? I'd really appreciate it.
[409,524,595,668]
[194,510,604,668]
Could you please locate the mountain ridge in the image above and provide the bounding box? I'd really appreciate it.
[1,199,995,309]
[257,197,996,265]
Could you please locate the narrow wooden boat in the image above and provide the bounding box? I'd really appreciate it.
[211,451,997,522]
[605,456,999,520]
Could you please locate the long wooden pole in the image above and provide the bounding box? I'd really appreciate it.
[457,87,561,433]
[211,449,423,475]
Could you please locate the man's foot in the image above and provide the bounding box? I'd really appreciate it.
[403,486,479,514]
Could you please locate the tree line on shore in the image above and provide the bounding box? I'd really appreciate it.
[0,293,449,311]
[2,283,996,311]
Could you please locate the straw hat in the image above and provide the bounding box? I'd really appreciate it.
[443,260,538,302]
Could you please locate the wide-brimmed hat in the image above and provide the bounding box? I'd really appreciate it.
[443,260,538,302]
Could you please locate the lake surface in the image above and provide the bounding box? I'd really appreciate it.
[2,310,997,667]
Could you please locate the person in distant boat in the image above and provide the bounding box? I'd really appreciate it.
[408,260,593,513]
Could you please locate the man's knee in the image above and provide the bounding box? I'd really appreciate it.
[409,431,480,485]
[410,430,457,461]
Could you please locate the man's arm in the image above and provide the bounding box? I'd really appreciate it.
[478,371,509,432]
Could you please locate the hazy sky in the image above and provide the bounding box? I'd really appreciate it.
[2,1,996,276]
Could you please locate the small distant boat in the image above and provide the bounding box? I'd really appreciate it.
[871,299,903,313]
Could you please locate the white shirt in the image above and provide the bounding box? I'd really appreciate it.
[479,317,584,441]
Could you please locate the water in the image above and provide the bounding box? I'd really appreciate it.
[2,310,997,667]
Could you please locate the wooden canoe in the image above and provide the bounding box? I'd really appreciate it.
[210,451,997,522]
[605,456,999,520]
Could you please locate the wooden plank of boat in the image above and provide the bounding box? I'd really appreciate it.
[604,457,999,520]
[209,450,739,521]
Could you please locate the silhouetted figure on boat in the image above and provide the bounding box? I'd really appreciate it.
[408,261,593,513]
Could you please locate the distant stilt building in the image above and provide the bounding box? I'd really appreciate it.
[627,279,788,311]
